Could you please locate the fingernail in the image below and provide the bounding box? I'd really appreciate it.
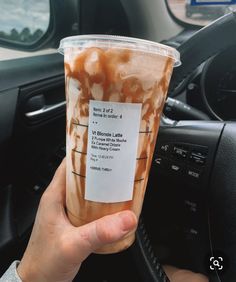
[118,211,137,232]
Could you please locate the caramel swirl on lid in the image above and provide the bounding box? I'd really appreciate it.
[65,47,173,226]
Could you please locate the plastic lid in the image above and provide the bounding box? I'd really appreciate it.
[58,34,181,67]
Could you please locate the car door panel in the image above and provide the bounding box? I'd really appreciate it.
[0,54,66,274]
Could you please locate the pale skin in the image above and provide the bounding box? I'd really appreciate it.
[17,159,209,282]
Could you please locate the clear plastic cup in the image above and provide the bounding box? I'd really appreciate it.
[58,34,180,254]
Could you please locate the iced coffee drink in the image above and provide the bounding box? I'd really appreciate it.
[58,35,180,253]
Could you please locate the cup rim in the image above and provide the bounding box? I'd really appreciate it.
[58,34,181,67]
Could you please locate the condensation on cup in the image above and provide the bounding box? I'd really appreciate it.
[58,35,180,254]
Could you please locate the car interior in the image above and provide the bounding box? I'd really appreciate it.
[1,0,236,281]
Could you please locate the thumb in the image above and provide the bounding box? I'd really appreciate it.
[72,210,137,261]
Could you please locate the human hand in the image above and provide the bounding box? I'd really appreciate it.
[163,265,209,282]
[17,159,137,282]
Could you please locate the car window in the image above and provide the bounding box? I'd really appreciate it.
[0,0,50,44]
[167,0,236,26]
[0,0,55,61]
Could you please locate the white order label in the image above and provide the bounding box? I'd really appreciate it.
[85,100,142,203]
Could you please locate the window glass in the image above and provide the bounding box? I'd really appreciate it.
[0,0,50,44]
[167,0,236,26]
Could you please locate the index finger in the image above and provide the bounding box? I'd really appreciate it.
[46,158,66,200]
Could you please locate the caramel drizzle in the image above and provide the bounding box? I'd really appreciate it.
[64,47,174,221]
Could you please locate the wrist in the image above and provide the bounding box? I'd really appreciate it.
[17,261,46,282]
